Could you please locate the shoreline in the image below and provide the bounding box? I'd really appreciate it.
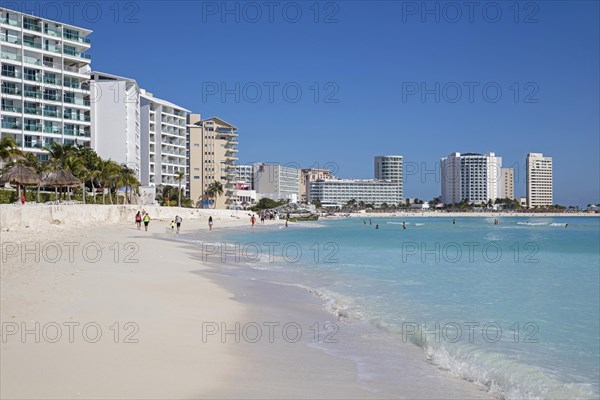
[1,203,596,233]
[1,211,595,398]
[0,216,491,399]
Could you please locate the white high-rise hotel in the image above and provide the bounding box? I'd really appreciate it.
[441,152,505,205]
[90,72,189,187]
[526,153,552,208]
[1,9,92,158]
[374,155,403,200]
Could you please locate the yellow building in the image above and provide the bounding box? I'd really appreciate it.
[187,115,239,208]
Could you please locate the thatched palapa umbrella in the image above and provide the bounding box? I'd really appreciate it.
[0,164,41,199]
[42,169,81,201]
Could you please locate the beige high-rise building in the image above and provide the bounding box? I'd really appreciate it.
[498,167,514,200]
[526,153,552,208]
[187,114,239,208]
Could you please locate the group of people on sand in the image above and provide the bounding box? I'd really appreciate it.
[135,211,151,231]
[134,211,184,233]
[249,212,289,228]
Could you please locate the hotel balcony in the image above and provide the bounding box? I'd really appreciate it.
[43,125,62,134]
[1,16,21,28]
[24,89,42,99]
[63,112,91,122]
[24,124,43,133]
[1,120,21,130]
[63,32,91,45]
[44,25,62,38]
[23,21,42,33]
[1,35,20,45]
[24,106,42,116]
[1,85,21,96]
[63,47,91,61]
[1,103,21,113]
[63,128,90,137]
[44,110,61,118]
[1,51,21,62]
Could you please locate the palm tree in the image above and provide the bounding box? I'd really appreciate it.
[44,142,74,169]
[206,181,224,208]
[157,185,178,206]
[77,147,103,204]
[98,159,121,204]
[21,153,46,203]
[118,165,138,204]
[0,136,23,162]
[175,170,185,207]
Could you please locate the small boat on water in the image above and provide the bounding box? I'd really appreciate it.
[288,214,319,222]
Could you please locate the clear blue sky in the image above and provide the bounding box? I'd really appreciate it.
[13,0,599,206]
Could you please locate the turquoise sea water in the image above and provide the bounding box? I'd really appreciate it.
[187,216,600,399]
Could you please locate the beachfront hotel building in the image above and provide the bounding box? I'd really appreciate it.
[90,72,141,178]
[1,8,92,159]
[187,115,239,208]
[374,155,403,201]
[90,72,188,187]
[440,152,502,205]
[254,163,301,203]
[300,168,335,203]
[234,164,254,189]
[309,179,402,208]
[498,167,514,200]
[139,92,188,188]
[526,153,553,208]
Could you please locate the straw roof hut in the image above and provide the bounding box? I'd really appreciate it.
[0,164,41,186]
[42,169,82,201]
[0,164,41,199]
[42,169,81,187]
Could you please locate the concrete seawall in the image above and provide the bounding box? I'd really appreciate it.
[0,205,248,231]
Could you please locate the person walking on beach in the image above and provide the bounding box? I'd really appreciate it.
[208,216,213,231]
[21,194,25,205]
[135,211,142,230]
[251,214,256,227]
[143,213,150,231]
[175,215,182,233]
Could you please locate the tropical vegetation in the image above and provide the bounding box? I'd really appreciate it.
[0,142,143,205]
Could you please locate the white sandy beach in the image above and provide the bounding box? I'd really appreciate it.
[3,204,575,398]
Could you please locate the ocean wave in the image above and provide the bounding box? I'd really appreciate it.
[290,282,598,400]
[423,343,596,400]
[516,222,549,226]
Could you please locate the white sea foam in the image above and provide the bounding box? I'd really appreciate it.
[424,343,596,400]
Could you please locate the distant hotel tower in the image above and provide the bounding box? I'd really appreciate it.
[374,155,404,201]
[526,153,552,208]
[1,8,92,159]
[440,152,502,205]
